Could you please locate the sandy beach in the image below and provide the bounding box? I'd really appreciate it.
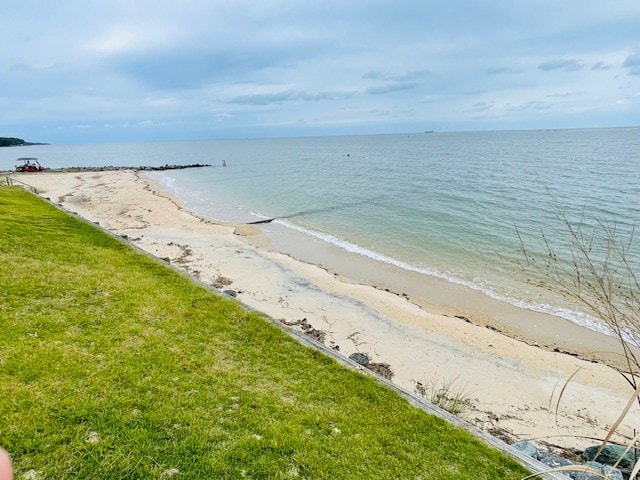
[14,170,640,453]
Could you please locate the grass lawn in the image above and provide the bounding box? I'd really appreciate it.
[0,187,530,479]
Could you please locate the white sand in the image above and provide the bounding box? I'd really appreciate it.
[17,170,640,451]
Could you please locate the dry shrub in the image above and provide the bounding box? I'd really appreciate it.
[414,378,473,417]
[518,216,640,478]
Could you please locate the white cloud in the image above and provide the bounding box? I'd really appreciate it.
[1,0,639,142]
[88,27,145,54]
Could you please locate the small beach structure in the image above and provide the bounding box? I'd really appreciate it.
[15,158,45,172]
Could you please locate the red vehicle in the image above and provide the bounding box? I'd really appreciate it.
[15,158,46,172]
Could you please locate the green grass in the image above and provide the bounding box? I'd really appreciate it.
[0,186,530,479]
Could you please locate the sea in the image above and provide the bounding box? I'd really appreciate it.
[3,127,639,335]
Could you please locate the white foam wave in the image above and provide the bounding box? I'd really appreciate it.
[275,219,611,337]
[149,171,177,190]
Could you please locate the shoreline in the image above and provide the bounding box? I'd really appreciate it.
[251,219,628,368]
[15,170,640,451]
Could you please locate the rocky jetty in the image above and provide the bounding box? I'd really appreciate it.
[1,164,211,175]
[45,163,211,173]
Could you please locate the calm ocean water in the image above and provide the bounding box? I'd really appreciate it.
[3,128,639,333]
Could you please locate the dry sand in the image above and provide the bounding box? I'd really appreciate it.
[15,170,640,452]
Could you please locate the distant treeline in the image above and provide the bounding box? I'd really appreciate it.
[0,137,48,147]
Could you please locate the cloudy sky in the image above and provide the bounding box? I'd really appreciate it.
[2,1,640,143]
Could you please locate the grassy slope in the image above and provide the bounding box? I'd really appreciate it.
[0,187,529,479]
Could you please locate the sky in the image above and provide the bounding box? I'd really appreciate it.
[2,0,640,143]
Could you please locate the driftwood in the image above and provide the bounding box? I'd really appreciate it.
[246,218,275,225]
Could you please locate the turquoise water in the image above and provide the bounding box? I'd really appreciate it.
[3,128,639,332]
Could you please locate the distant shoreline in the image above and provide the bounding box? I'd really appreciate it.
[0,136,48,147]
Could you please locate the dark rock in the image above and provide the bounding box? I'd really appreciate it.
[348,352,370,367]
[537,451,573,469]
[512,440,581,474]
[582,444,635,469]
[570,461,623,480]
[512,440,540,459]
[223,289,237,297]
[510,441,629,479]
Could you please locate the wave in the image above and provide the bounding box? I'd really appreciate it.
[274,218,611,337]
[151,171,177,190]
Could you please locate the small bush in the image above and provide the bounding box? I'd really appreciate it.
[415,378,474,417]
